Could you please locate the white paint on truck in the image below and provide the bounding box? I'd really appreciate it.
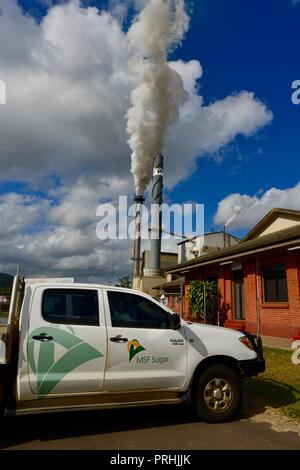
[102,287,188,391]
[17,285,107,400]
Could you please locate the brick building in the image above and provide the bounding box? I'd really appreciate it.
[166,209,300,339]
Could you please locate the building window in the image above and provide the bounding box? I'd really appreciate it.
[263,264,288,303]
[232,270,245,320]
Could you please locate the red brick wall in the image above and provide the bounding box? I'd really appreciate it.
[245,252,300,338]
[167,293,182,315]
[243,258,257,331]
[218,266,232,325]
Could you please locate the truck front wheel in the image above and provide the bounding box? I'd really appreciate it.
[194,364,242,423]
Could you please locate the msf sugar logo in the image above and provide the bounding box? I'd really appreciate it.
[291,340,300,365]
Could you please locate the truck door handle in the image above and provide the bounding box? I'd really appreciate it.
[110,335,128,343]
[32,334,53,342]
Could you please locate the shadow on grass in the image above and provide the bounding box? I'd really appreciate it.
[240,377,300,419]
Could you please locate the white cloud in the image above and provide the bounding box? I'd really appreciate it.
[0,183,180,281]
[0,0,273,281]
[0,0,134,187]
[164,86,272,187]
[0,187,133,282]
[214,182,300,230]
[0,0,272,191]
[0,193,48,237]
[49,181,103,229]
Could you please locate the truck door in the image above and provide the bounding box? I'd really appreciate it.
[25,286,107,399]
[103,289,188,391]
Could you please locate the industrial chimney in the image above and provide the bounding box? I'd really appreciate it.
[145,153,164,277]
[132,194,145,281]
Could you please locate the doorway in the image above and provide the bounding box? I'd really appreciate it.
[232,270,245,320]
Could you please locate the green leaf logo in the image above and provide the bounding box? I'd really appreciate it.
[28,326,103,397]
[127,339,145,362]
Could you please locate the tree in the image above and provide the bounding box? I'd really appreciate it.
[188,280,220,324]
[115,276,132,288]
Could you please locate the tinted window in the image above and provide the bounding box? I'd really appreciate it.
[263,265,288,303]
[108,291,171,329]
[42,289,99,325]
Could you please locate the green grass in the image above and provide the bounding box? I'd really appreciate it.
[242,347,300,421]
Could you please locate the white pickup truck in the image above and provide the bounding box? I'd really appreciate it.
[0,273,265,423]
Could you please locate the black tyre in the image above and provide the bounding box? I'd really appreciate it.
[194,364,242,423]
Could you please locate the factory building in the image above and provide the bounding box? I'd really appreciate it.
[165,208,300,339]
[134,251,177,297]
[150,231,240,309]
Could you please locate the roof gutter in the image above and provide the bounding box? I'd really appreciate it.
[167,237,300,274]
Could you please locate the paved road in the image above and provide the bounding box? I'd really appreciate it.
[1,405,300,450]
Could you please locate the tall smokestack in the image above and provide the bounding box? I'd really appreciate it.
[132,194,145,279]
[146,153,164,277]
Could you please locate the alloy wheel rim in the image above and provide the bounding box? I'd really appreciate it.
[203,377,233,413]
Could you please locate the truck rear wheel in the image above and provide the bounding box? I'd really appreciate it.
[194,364,242,423]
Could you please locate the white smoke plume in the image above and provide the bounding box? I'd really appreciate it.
[126,0,189,196]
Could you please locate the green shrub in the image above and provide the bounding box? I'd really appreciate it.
[188,280,219,324]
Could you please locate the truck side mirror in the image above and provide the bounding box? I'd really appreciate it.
[171,314,181,330]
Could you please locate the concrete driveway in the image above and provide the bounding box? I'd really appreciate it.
[1,404,300,450]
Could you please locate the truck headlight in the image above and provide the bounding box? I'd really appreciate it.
[239,336,254,351]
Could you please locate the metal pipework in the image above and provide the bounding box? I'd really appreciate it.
[148,153,164,277]
[132,195,145,278]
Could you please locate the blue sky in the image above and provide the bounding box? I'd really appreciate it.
[0,0,299,280]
